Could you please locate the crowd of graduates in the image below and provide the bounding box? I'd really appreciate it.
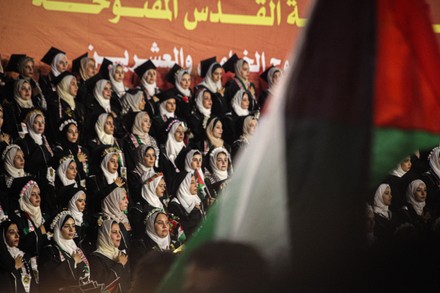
[0,48,282,292]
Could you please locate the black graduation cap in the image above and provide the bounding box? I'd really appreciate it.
[260,65,277,83]
[98,58,112,80]
[134,59,157,79]
[222,53,239,73]
[200,56,217,78]
[5,54,27,73]
[72,52,88,75]
[41,47,66,65]
[53,71,74,85]
[166,63,183,84]
[157,89,176,103]
[84,72,105,94]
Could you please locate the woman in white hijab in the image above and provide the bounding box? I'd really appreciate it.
[231,114,258,161]
[89,219,130,293]
[101,187,131,251]
[39,210,91,291]
[1,144,29,190]
[205,147,232,198]
[93,79,112,114]
[0,219,39,293]
[258,65,282,109]
[129,172,166,239]
[121,90,145,115]
[421,146,440,219]
[372,183,396,241]
[168,172,203,238]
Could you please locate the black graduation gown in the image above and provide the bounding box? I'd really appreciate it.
[195,85,229,117]
[231,138,248,162]
[0,249,39,293]
[170,87,192,122]
[88,252,130,293]
[39,243,90,292]
[421,170,440,219]
[258,88,270,110]
[53,142,90,188]
[85,172,121,216]
[224,78,259,111]
[158,145,187,193]
[186,106,207,143]
[205,174,230,198]
[122,133,160,174]
[38,73,58,104]
[139,84,160,118]
[168,198,203,238]
[2,100,35,141]
[395,204,432,238]
[0,175,35,214]
[128,198,165,240]
[373,212,397,243]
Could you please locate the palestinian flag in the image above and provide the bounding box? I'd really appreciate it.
[156,0,440,292]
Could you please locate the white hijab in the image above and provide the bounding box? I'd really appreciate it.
[373,184,391,219]
[3,145,25,178]
[199,62,222,93]
[14,79,34,109]
[52,212,78,256]
[175,70,191,97]
[145,210,170,250]
[165,121,186,164]
[100,151,120,184]
[56,74,76,110]
[109,64,126,97]
[159,99,175,120]
[51,53,67,77]
[95,113,115,146]
[79,57,95,81]
[68,190,85,227]
[141,69,157,97]
[267,67,282,88]
[94,79,111,113]
[195,88,211,118]
[406,179,426,216]
[429,146,440,178]
[102,187,129,224]
[234,59,249,86]
[141,173,164,209]
[135,145,158,177]
[94,219,120,261]
[57,156,78,187]
[26,110,44,145]
[18,180,44,227]
[132,112,152,145]
[209,147,230,181]
[231,89,249,117]
[177,172,200,214]
[122,91,143,114]
[185,149,205,182]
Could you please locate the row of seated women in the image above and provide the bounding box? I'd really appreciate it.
[0,49,283,292]
[367,146,440,246]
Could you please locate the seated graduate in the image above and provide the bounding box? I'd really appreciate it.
[205,147,233,198]
[372,183,397,242]
[187,88,212,144]
[133,59,161,117]
[71,52,96,105]
[165,64,192,121]
[168,172,204,238]
[0,218,39,293]
[89,219,130,293]
[39,210,91,292]
[38,47,69,103]
[54,155,80,208]
[258,65,282,110]
[231,114,258,162]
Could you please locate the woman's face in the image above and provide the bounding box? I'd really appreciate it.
[400,157,412,172]
[32,115,45,134]
[75,193,86,213]
[13,150,25,169]
[414,183,427,203]
[215,153,228,172]
[382,186,392,206]
[23,60,34,78]
[143,148,156,168]
[212,67,223,83]
[154,213,170,238]
[61,217,76,239]
[240,62,250,80]
[107,154,119,174]
[66,124,79,143]
[174,125,185,142]
[165,98,176,113]
[68,77,78,96]
[110,223,121,247]
[189,176,198,195]
[212,121,223,139]
[179,73,191,90]
[190,154,202,170]
[139,97,146,110]
[102,82,112,99]
[247,119,258,135]
[240,93,250,110]
[56,56,69,73]
[5,223,20,248]
[103,116,114,135]
[272,71,282,85]
[29,186,41,207]
[19,82,32,100]
[119,192,128,212]
[113,65,125,82]
[0,110,3,129]
[66,161,77,180]
[86,59,96,77]
[155,178,166,197]
[140,114,151,133]
[202,91,212,109]
[145,69,156,84]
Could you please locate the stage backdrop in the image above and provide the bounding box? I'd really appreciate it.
[1,0,439,90]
